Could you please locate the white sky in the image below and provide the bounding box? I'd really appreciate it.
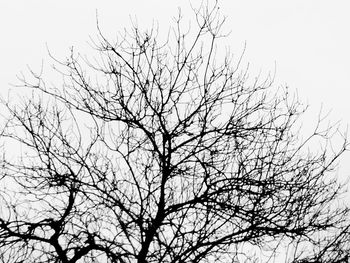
[1,0,350,180]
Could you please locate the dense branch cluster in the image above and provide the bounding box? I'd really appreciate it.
[0,3,349,263]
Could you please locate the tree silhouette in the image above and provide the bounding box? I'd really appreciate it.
[0,2,349,263]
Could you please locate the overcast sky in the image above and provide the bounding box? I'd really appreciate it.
[1,0,350,179]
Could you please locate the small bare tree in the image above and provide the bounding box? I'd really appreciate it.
[0,3,349,263]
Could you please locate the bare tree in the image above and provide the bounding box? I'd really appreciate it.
[0,3,349,263]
